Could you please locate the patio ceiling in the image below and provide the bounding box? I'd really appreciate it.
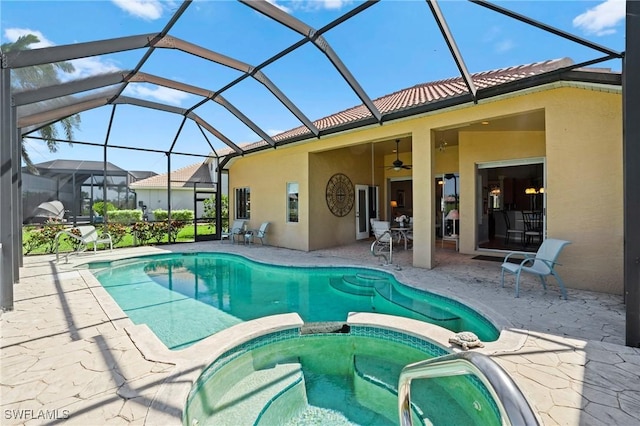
[2,0,624,167]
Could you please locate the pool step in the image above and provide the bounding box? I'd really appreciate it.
[353,356,427,426]
[375,284,460,324]
[329,275,379,296]
[330,275,461,325]
[201,362,304,426]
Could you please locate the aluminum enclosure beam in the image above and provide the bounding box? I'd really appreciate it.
[470,0,623,59]
[13,72,131,106]
[241,0,382,123]
[427,0,477,100]
[212,95,276,147]
[4,33,159,69]
[188,112,242,154]
[625,0,640,347]
[156,35,319,136]
[118,72,276,149]
[0,66,15,310]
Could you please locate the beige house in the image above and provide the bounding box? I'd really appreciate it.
[223,58,622,295]
[130,159,227,218]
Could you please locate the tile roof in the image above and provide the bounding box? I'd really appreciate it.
[130,161,213,189]
[221,57,585,155]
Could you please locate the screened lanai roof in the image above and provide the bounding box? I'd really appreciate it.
[1,0,626,173]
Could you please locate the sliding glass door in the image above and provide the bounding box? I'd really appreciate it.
[477,158,545,252]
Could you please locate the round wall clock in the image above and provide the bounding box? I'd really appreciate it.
[325,173,355,217]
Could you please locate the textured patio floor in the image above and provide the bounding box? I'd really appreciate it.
[1,240,639,425]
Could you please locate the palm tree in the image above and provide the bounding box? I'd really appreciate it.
[1,34,81,173]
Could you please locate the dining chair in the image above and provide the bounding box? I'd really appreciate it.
[522,211,543,247]
[501,210,524,246]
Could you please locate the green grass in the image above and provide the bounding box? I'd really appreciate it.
[23,223,218,256]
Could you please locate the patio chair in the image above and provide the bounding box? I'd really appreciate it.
[245,222,269,245]
[500,238,571,299]
[221,220,246,243]
[371,220,392,253]
[55,225,113,263]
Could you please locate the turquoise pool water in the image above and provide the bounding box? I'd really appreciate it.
[185,327,503,426]
[92,252,498,349]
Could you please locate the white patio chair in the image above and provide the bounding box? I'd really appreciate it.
[221,220,246,243]
[55,225,113,263]
[245,222,269,246]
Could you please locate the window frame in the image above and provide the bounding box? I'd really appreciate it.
[286,182,299,223]
[235,187,250,219]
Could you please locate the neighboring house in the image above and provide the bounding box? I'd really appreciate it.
[129,158,226,219]
[224,58,623,295]
[22,160,157,224]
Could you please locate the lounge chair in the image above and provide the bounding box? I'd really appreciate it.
[500,238,571,299]
[245,222,269,245]
[221,220,247,243]
[55,225,113,262]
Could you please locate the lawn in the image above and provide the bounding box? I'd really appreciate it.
[23,222,218,255]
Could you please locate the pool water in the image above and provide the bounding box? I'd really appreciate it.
[185,328,502,426]
[92,252,498,349]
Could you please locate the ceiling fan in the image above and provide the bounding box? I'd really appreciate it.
[387,139,412,171]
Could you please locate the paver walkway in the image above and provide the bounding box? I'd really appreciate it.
[1,241,638,425]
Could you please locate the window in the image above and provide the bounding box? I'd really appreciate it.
[287,182,299,223]
[235,187,250,219]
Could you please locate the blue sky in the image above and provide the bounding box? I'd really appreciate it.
[1,0,626,174]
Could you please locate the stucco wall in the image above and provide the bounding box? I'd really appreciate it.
[545,88,623,294]
[229,147,310,250]
[309,145,375,250]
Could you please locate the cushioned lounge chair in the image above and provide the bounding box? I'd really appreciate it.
[501,238,571,299]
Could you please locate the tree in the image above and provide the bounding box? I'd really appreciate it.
[1,34,81,172]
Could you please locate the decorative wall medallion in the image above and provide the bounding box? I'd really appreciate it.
[325,173,354,217]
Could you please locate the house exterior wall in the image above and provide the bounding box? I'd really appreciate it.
[545,88,623,294]
[228,84,623,294]
[134,188,197,215]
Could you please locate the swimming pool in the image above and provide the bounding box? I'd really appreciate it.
[92,252,498,349]
[184,325,503,426]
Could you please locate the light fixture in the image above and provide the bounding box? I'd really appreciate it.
[525,187,544,195]
[438,140,448,152]
[390,200,398,208]
[445,209,459,237]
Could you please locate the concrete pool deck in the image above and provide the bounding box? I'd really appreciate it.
[1,241,638,425]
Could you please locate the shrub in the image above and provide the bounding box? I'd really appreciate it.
[104,223,128,246]
[109,209,142,224]
[131,221,153,245]
[23,226,46,254]
[153,209,193,222]
[149,221,167,243]
[93,201,116,216]
[41,221,67,253]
